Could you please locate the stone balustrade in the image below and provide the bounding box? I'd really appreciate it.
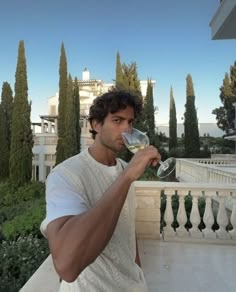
[135,181,236,244]
[176,158,236,183]
[20,181,236,291]
[196,158,236,165]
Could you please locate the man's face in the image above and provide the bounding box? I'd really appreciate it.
[94,106,135,153]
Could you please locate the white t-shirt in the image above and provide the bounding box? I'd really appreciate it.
[40,153,125,237]
[40,148,147,292]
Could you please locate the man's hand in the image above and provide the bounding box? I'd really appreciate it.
[124,146,161,181]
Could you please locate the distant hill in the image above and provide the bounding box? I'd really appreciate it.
[157,123,224,138]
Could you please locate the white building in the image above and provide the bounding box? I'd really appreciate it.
[32,68,155,182]
[210,0,236,40]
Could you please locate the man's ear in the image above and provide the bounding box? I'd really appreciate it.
[91,120,101,133]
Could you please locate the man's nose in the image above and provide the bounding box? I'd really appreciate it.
[123,123,132,133]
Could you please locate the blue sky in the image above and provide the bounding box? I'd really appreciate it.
[0,0,236,125]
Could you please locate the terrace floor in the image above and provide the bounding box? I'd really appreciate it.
[20,239,236,292]
[139,239,236,292]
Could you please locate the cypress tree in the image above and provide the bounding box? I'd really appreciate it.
[169,86,177,150]
[1,82,13,147]
[0,105,9,179]
[56,43,68,165]
[9,40,33,186]
[143,79,156,145]
[64,74,78,158]
[0,82,13,179]
[184,74,200,157]
[115,51,124,90]
[74,77,81,153]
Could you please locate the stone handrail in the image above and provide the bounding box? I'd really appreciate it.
[176,158,236,183]
[20,181,236,291]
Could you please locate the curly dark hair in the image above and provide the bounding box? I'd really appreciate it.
[88,90,142,139]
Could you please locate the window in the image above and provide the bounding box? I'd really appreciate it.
[36,165,39,181]
[45,154,51,161]
[34,154,39,161]
[45,166,51,178]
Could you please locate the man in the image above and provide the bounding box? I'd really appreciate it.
[41,90,161,291]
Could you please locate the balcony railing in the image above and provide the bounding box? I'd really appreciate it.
[134,181,236,243]
[20,180,236,291]
[176,158,236,183]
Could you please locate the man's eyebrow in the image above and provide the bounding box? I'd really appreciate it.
[112,115,134,122]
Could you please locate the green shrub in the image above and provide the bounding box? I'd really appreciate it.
[1,198,46,241]
[0,235,49,292]
[0,200,36,225]
[0,181,45,207]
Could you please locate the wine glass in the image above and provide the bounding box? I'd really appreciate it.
[122,128,176,178]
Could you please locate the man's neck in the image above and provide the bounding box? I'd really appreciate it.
[88,145,117,166]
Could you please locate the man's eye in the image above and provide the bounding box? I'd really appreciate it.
[113,119,121,124]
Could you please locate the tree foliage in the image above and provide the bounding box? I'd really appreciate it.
[169,86,177,150]
[74,77,81,154]
[1,82,13,147]
[0,105,9,179]
[64,74,78,158]
[56,43,68,165]
[212,62,236,133]
[143,79,157,145]
[0,82,13,179]
[9,40,33,186]
[184,74,200,157]
[115,51,125,90]
[114,53,144,160]
[122,62,141,95]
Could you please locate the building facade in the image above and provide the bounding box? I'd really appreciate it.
[32,68,155,182]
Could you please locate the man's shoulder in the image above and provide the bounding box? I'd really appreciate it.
[51,150,88,177]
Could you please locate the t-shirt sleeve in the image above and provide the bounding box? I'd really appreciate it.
[40,170,88,238]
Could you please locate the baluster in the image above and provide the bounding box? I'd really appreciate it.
[163,189,176,239]
[176,190,189,237]
[189,190,203,238]
[216,191,231,240]
[202,191,216,239]
[229,191,236,240]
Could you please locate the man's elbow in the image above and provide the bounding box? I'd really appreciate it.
[53,256,82,283]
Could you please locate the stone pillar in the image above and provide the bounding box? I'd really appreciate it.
[189,190,203,238]
[48,121,52,133]
[54,119,58,134]
[135,186,161,240]
[176,190,189,237]
[229,191,236,240]
[216,191,231,240]
[163,189,176,239]
[41,118,44,133]
[202,191,217,239]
